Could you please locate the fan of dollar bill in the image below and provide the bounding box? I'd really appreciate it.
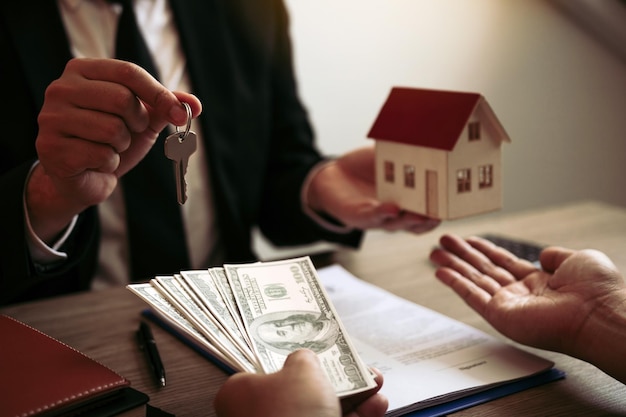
[127,256,377,398]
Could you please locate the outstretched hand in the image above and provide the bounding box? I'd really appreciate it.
[307,146,440,234]
[214,349,388,417]
[429,234,626,359]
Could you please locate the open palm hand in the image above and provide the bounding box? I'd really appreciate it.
[429,234,624,356]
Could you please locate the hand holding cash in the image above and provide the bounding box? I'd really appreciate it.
[214,348,387,417]
[127,256,377,398]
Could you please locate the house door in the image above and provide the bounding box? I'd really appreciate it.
[426,170,438,218]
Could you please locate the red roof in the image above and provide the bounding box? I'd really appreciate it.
[367,87,486,151]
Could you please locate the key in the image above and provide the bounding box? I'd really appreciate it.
[165,131,197,204]
[164,103,197,204]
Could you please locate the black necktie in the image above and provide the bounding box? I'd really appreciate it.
[114,0,158,77]
[113,0,190,281]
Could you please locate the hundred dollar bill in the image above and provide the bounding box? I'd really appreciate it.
[151,276,258,371]
[126,283,254,372]
[207,267,251,346]
[224,256,376,397]
[178,270,252,353]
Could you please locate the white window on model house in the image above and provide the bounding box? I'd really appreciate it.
[479,164,493,188]
[384,160,395,183]
[468,121,481,141]
[457,168,471,193]
[404,165,415,188]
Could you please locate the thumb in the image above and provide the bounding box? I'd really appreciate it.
[539,246,575,273]
[283,349,321,371]
[281,349,335,395]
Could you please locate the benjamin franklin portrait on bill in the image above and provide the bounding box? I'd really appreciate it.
[249,310,340,355]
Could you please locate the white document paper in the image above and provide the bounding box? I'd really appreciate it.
[318,265,554,416]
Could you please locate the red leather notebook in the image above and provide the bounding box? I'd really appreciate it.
[0,315,148,417]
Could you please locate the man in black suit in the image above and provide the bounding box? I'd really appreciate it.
[0,0,439,306]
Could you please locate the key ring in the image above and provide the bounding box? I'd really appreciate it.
[174,102,192,141]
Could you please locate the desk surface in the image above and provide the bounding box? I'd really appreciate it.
[3,200,626,416]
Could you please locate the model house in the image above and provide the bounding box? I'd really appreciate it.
[367,87,511,220]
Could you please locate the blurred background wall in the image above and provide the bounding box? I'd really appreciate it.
[255,0,626,258]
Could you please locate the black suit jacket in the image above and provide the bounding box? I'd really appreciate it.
[0,0,361,305]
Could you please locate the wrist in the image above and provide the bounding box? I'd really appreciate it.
[305,160,337,213]
[25,163,85,244]
[573,289,626,382]
[302,160,354,234]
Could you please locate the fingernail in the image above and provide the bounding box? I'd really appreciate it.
[169,103,187,123]
[379,213,396,221]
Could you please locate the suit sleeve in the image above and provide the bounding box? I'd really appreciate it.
[256,0,362,248]
[0,9,99,306]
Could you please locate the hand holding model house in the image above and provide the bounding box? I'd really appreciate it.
[368,87,510,220]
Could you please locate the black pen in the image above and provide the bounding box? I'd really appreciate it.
[137,321,166,387]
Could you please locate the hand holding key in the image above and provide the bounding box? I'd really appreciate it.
[165,102,197,205]
[30,58,202,243]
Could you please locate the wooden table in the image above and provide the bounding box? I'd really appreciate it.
[3,200,626,416]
